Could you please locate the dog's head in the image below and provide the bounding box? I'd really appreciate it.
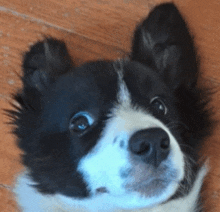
[11,3,212,210]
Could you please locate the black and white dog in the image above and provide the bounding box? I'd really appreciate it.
[10,3,213,212]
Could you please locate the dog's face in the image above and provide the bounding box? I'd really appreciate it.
[12,3,212,211]
[36,59,184,208]
[77,61,185,208]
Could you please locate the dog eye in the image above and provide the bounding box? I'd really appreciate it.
[150,97,167,115]
[69,112,94,133]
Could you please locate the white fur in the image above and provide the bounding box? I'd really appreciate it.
[14,164,207,212]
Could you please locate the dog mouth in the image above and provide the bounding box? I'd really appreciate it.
[95,187,109,195]
[125,178,170,197]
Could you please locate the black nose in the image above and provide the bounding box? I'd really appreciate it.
[129,128,170,168]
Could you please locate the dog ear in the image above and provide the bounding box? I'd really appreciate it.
[22,38,73,92]
[131,3,198,90]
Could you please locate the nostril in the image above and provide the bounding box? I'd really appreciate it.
[160,138,170,149]
[137,142,151,155]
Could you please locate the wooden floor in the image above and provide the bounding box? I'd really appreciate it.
[1,0,220,211]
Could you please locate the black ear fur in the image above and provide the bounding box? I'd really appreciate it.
[131,3,198,90]
[22,38,73,92]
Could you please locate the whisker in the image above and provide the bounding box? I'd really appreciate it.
[179,143,196,152]
[167,121,189,131]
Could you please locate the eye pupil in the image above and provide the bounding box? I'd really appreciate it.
[69,112,94,134]
[74,116,89,131]
[150,97,167,115]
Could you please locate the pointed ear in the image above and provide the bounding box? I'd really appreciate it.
[131,3,198,90]
[22,38,73,91]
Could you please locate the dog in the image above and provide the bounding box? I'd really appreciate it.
[8,3,213,212]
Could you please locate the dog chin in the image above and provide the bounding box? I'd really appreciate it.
[88,180,180,210]
[125,172,180,199]
[88,166,182,210]
[123,180,180,209]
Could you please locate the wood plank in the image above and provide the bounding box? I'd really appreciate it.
[0,10,130,95]
[0,187,19,212]
[0,0,161,50]
[2,0,220,82]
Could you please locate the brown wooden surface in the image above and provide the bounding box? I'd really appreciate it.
[1,0,220,211]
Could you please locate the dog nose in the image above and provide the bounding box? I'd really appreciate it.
[129,128,170,168]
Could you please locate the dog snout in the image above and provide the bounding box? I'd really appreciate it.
[129,128,170,168]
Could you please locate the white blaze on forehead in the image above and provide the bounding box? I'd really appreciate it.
[113,59,131,105]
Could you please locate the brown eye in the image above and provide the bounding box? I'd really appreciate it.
[69,112,94,133]
[150,97,167,115]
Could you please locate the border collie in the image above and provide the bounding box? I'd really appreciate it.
[9,3,213,212]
